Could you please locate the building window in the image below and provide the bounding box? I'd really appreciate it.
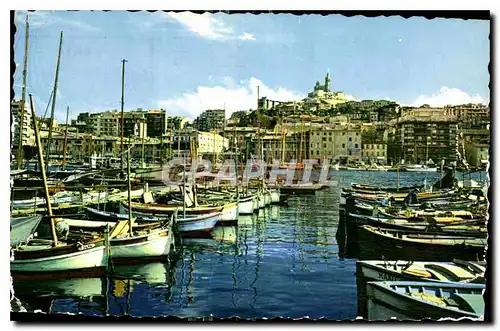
[355,143,358,148]
[342,143,345,148]
[329,138,332,142]
[349,137,352,142]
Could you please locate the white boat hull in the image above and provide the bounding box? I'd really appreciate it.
[264,192,271,206]
[110,230,172,260]
[238,199,254,215]
[257,193,265,209]
[220,203,238,221]
[177,213,219,233]
[270,190,280,204]
[11,246,107,273]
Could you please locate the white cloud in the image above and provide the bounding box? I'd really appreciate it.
[157,77,304,119]
[412,86,487,107]
[14,10,99,32]
[238,32,256,41]
[165,12,256,41]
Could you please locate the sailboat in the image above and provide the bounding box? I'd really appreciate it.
[11,95,110,280]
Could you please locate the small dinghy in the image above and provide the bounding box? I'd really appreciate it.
[356,260,486,318]
[366,281,485,320]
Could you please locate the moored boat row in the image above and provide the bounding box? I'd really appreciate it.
[339,172,487,321]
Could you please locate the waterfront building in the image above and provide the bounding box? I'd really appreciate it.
[223,126,258,156]
[39,131,119,162]
[307,123,362,163]
[361,143,388,164]
[143,109,167,138]
[386,108,458,165]
[11,100,35,148]
[445,103,490,129]
[168,116,192,131]
[193,109,226,132]
[172,129,228,159]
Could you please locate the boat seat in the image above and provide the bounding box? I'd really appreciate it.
[446,293,484,315]
[402,268,433,279]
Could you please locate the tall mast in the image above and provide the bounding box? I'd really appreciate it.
[141,120,145,167]
[29,94,58,247]
[62,106,69,170]
[45,31,63,171]
[120,59,127,171]
[16,15,29,170]
[127,147,133,236]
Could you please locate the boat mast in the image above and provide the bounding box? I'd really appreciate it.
[182,154,186,219]
[234,124,240,207]
[177,128,180,158]
[45,31,63,171]
[16,15,29,170]
[126,147,133,236]
[62,106,69,170]
[120,59,127,171]
[141,119,145,167]
[29,94,58,247]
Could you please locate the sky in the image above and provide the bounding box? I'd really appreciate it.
[13,11,490,122]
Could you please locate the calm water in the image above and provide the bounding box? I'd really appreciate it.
[10,171,488,319]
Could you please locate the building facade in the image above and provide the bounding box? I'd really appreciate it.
[386,108,459,165]
[11,100,35,148]
[308,123,362,163]
[193,109,226,132]
[172,130,229,159]
[361,143,388,164]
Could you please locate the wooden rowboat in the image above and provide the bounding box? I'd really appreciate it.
[356,259,486,318]
[366,281,484,320]
[357,225,486,262]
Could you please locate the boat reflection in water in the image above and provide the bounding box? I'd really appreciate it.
[11,277,108,315]
[107,262,177,316]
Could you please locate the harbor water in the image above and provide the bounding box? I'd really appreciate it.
[10,171,488,319]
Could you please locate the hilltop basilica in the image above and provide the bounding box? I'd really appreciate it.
[303,72,348,111]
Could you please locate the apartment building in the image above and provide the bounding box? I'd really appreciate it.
[386,108,458,165]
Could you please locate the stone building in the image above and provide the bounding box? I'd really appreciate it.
[386,108,459,165]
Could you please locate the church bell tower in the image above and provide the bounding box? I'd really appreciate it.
[325,72,331,92]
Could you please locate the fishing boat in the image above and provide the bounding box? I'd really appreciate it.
[84,206,160,223]
[350,183,424,193]
[11,95,110,280]
[269,188,280,204]
[124,200,221,216]
[366,281,485,320]
[357,260,485,284]
[346,213,486,238]
[263,190,272,206]
[238,196,256,215]
[11,234,109,280]
[404,165,438,172]
[357,225,486,262]
[356,259,486,317]
[105,220,174,264]
[176,212,221,235]
[87,206,220,235]
[271,183,323,195]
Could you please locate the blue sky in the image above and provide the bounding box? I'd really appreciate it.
[13,11,490,122]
